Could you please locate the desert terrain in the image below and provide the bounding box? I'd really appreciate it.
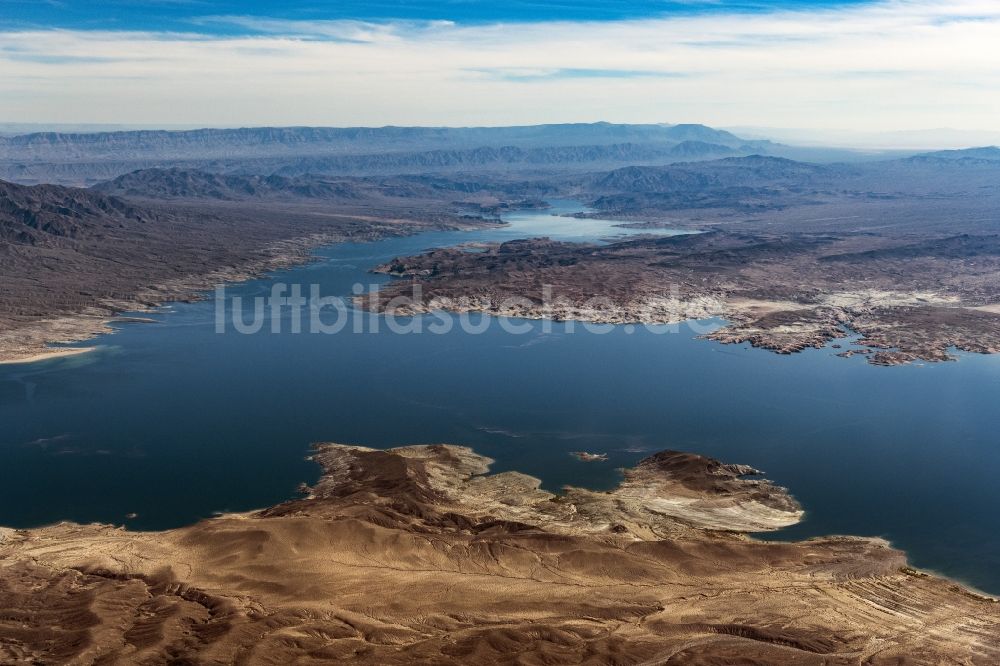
[5,126,1000,365]
[368,230,1000,364]
[2,443,998,664]
[3,124,1000,664]
[0,175,499,363]
[363,153,1000,365]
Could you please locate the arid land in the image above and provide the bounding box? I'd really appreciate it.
[4,127,1000,663]
[2,443,998,664]
[359,154,1000,366]
[368,230,1000,365]
[4,130,1000,366]
[0,175,502,363]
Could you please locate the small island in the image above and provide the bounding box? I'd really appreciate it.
[571,451,609,462]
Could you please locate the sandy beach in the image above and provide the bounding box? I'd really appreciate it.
[0,346,95,365]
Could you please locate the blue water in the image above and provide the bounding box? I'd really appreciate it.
[2,203,1000,595]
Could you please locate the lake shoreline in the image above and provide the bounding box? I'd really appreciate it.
[2,442,996,663]
[364,232,1000,366]
[0,216,502,365]
[5,201,1000,596]
[0,232,350,364]
[0,346,96,366]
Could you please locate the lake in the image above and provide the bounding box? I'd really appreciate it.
[2,201,1000,594]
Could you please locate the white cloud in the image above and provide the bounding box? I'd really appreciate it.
[0,0,997,132]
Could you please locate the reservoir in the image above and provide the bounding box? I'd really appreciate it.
[2,201,1000,594]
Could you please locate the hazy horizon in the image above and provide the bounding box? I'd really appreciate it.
[1,0,998,133]
[2,120,999,153]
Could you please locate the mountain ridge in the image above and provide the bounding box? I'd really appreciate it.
[0,179,156,245]
[907,146,1000,163]
[0,123,776,185]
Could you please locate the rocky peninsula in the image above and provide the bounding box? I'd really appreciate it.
[1,443,997,663]
[366,231,1000,365]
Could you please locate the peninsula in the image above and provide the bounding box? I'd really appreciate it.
[1,444,997,663]
[368,229,1000,365]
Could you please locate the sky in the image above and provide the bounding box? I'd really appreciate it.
[0,0,997,135]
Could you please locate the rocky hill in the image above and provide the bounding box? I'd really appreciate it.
[587,155,838,213]
[0,181,155,245]
[594,155,830,190]
[584,152,1000,220]
[91,169,376,201]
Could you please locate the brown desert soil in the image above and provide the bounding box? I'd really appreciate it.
[1,443,998,664]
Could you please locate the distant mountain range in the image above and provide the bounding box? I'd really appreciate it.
[906,146,1000,163]
[0,123,779,185]
[263,140,749,177]
[581,151,1000,216]
[88,148,1000,217]
[0,123,770,160]
[2,122,996,188]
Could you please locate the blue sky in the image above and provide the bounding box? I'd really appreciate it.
[2,1,871,32]
[0,1,997,134]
